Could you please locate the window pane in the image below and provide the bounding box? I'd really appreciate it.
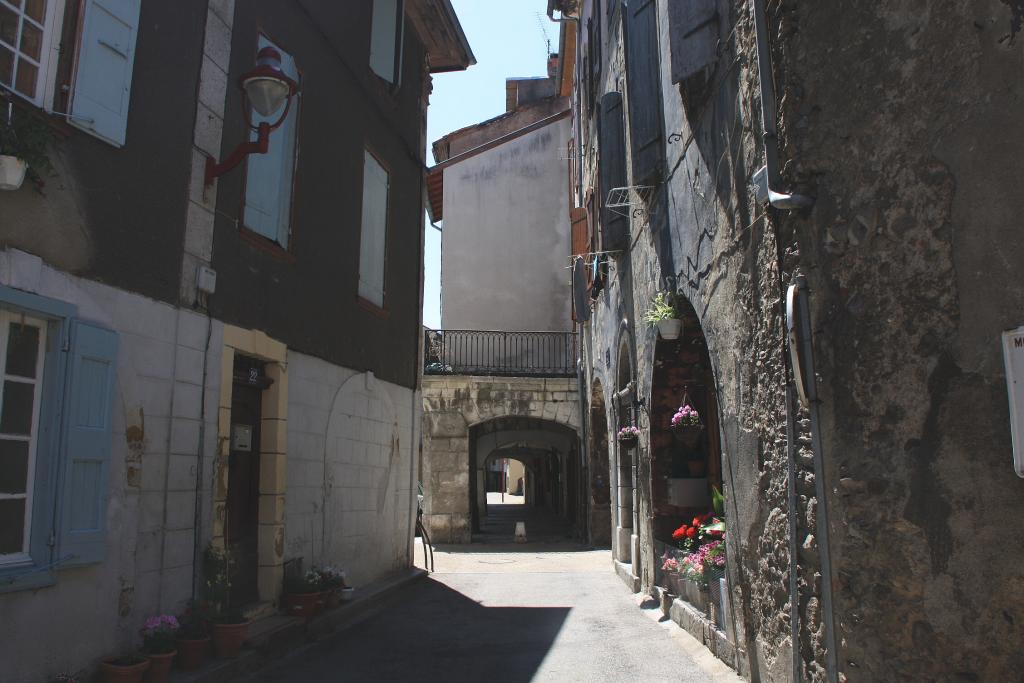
[0,44,11,85]
[0,439,28,494]
[358,151,388,306]
[0,498,25,554]
[14,57,36,97]
[6,322,40,379]
[0,5,17,46]
[19,19,40,59]
[23,0,45,24]
[369,0,398,82]
[0,380,34,435]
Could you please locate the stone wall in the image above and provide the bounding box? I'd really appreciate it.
[421,376,580,543]
[577,0,1024,680]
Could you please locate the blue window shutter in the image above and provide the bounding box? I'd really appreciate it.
[624,0,664,184]
[57,321,118,566]
[244,36,300,248]
[598,92,629,252]
[69,0,142,147]
[668,0,718,83]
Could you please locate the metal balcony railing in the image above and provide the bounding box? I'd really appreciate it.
[424,329,578,378]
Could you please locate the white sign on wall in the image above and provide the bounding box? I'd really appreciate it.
[1002,326,1024,478]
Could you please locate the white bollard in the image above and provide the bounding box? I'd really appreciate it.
[514,521,527,543]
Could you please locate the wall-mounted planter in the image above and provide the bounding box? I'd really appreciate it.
[657,318,683,340]
[0,155,27,191]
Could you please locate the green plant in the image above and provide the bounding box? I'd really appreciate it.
[202,544,248,623]
[641,292,678,325]
[285,568,323,594]
[139,615,180,654]
[0,106,56,183]
[177,600,212,639]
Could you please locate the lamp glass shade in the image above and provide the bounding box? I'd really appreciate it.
[244,76,291,117]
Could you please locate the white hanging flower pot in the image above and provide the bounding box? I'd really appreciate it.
[657,318,683,340]
[0,155,27,191]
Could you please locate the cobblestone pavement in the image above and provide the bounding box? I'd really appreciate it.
[254,540,741,683]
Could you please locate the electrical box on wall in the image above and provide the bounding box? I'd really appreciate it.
[1002,326,1024,478]
[197,265,217,295]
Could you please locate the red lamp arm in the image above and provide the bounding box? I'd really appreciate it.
[204,121,270,188]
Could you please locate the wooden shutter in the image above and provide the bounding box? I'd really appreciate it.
[598,92,629,252]
[244,36,300,248]
[58,320,118,566]
[370,0,404,83]
[571,207,590,258]
[359,151,389,306]
[624,0,664,184]
[69,0,141,146]
[668,0,718,83]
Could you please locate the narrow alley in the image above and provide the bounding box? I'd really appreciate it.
[254,540,740,683]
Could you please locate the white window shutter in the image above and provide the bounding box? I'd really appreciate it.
[370,0,400,82]
[244,37,300,248]
[359,152,389,307]
[70,0,142,147]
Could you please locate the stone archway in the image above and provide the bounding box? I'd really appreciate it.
[421,376,581,544]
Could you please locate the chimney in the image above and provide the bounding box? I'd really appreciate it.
[547,53,559,79]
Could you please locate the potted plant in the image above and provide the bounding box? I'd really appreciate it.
[642,292,682,340]
[670,399,704,448]
[0,106,55,191]
[284,568,323,618]
[174,601,212,671]
[318,566,348,608]
[203,545,251,659]
[616,425,641,448]
[98,656,150,683]
[138,615,179,682]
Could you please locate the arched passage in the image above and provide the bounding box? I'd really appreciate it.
[468,416,580,542]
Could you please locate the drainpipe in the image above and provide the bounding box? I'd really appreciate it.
[750,0,813,209]
[787,277,839,683]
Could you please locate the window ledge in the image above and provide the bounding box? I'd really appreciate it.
[239,227,297,264]
[358,296,390,319]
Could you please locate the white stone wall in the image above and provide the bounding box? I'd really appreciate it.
[285,354,419,587]
[0,248,222,681]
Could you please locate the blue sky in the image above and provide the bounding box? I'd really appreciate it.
[422,1,556,329]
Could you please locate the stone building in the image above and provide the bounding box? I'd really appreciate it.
[559,0,1024,679]
[0,1,472,679]
[421,39,599,545]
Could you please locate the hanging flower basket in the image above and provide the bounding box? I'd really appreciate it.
[617,426,641,448]
[670,399,704,448]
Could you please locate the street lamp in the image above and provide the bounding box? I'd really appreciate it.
[204,46,300,187]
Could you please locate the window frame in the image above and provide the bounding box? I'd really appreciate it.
[0,285,75,594]
[0,0,65,108]
[239,31,303,258]
[356,145,391,311]
[0,309,48,566]
[368,0,404,87]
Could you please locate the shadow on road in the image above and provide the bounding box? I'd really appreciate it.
[254,577,570,682]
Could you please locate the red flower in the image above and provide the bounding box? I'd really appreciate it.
[672,525,688,540]
[692,517,702,527]
[686,527,697,538]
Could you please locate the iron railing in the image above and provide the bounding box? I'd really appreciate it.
[424,329,577,377]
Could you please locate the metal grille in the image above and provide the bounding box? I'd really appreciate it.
[424,329,577,378]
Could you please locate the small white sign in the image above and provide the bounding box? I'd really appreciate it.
[1002,327,1024,478]
[231,424,252,452]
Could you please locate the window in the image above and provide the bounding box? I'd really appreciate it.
[358,149,389,307]
[0,0,58,104]
[0,285,118,593]
[369,0,403,84]
[0,0,141,146]
[0,310,47,564]
[243,35,300,249]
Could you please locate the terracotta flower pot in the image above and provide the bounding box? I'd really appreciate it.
[212,621,250,659]
[143,651,176,683]
[175,637,210,670]
[100,657,150,683]
[284,591,321,618]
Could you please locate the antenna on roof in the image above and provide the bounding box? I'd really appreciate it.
[534,12,553,59]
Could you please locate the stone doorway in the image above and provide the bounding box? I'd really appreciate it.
[588,378,611,546]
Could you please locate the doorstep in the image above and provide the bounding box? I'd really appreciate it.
[613,559,641,593]
[169,567,428,683]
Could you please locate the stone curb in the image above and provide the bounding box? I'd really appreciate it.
[170,567,428,683]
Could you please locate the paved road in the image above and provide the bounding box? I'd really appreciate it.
[254,545,740,683]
